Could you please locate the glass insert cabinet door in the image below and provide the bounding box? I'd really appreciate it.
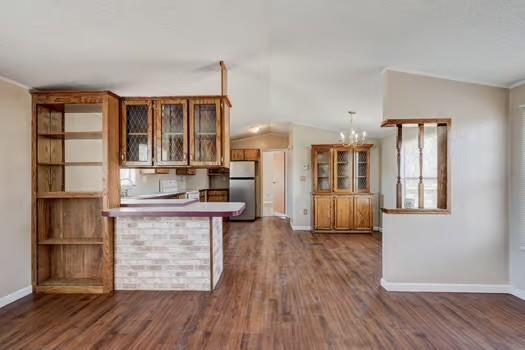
[313,146,332,192]
[354,148,370,193]
[154,99,188,166]
[333,146,353,192]
[121,100,153,166]
[189,99,221,166]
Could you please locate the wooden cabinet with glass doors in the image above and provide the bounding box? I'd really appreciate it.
[311,144,373,233]
[120,96,230,168]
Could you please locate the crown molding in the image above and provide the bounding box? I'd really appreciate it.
[510,79,525,89]
[0,74,30,90]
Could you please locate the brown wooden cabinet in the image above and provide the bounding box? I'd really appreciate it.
[333,195,354,230]
[32,91,120,294]
[230,148,260,161]
[189,98,222,166]
[206,189,229,202]
[353,195,372,231]
[155,98,188,166]
[243,149,260,161]
[312,146,332,193]
[121,96,230,168]
[313,195,333,230]
[311,144,373,233]
[199,189,229,202]
[121,99,153,167]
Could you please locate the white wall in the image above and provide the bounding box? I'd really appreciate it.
[0,79,31,303]
[381,70,509,286]
[288,123,381,229]
[509,83,525,292]
[123,168,210,197]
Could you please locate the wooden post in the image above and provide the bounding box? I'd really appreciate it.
[220,61,227,96]
[437,123,448,209]
[396,125,402,208]
[418,124,424,208]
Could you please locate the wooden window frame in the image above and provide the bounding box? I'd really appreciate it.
[381,118,451,215]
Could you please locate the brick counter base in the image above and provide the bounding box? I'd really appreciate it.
[115,216,223,291]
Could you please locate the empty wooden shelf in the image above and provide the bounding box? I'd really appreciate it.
[32,91,120,294]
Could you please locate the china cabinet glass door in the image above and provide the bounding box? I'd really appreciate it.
[313,147,332,192]
[354,148,369,193]
[155,99,188,166]
[333,147,353,192]
[122,100,153,166]
[189,99,221,166]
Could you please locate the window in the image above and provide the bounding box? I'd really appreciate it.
[120,168,136,188]
[381,118,450,214]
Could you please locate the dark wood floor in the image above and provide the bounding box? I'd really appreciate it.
[1,218,525,349]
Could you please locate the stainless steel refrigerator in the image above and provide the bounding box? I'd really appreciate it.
[229,161,256,221]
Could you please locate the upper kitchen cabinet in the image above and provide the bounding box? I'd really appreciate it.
[189,98,222,166]
[120,96,231,168]
[155,98,188,166]
[121,99,153,167]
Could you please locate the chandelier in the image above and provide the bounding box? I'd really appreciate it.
[339,111,367,146]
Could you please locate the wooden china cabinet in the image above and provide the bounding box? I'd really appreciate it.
[120,96,230,168]
[312,144,373,233]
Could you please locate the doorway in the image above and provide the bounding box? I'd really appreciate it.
[262,150,286,217]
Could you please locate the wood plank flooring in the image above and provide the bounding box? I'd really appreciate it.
[1,217,525,349]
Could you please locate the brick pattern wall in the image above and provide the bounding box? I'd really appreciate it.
[115,217,213,291]
[212,217,223,289]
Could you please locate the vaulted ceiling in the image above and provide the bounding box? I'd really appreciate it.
[1,0,524,137]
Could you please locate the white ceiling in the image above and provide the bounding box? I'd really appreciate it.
[1,0,525,137]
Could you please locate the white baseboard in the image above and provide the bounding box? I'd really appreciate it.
[380,278,510,294]
[291,224,311,231]
[510,287,525,300]
[0,286,32,308]
[374,226,382,232]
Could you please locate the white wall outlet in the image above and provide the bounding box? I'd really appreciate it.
[303,209,308,215]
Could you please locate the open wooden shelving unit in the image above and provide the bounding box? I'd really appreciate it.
[32,91,120,294]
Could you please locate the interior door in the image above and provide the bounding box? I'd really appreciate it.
[333,196,353,230]
[154,99,188,166]
[189,99,221,166]
[272,151,285,215]
[314,195,333,230]
[121,100,153,166]
[353,195,372,231]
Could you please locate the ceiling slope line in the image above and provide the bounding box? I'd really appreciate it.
[382,67,509,89]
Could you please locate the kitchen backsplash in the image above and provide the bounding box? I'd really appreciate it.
[121,168,210,197]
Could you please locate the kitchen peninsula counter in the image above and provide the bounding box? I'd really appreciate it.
[103,201,245,292]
